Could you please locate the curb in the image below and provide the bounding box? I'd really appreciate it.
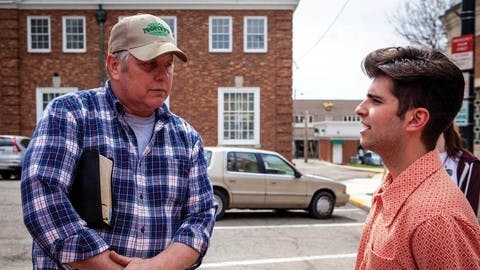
[349,196,371,212]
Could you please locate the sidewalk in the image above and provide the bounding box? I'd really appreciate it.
[293,158,384,211]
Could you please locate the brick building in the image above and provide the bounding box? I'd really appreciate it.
[293,99,362,164]
[0,0,298,159]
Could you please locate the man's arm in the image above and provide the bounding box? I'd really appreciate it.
[21,96,109,264]
[68,250,123,270]
[412,215,480,269]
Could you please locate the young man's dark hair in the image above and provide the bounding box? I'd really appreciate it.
[362,47,464,150]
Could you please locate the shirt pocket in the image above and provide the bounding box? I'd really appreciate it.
[364,243,404,270]
[152,157,190,207]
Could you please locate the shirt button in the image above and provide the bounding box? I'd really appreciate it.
[140,226,145,233]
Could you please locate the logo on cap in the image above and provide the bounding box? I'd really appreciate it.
[142,23,170,36]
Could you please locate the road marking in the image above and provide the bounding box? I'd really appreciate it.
[214,222,364,230]
[201,253,357,268]
[334,208,362,212]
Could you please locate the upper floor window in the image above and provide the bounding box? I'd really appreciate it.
[160,16,177,44]
[244,16,267,52]
[27,16,50,53]
[293,115,313,123]
[63,16,86,52]
[209,16,232,52]
[218,87,260,145]
[343,115,361,122]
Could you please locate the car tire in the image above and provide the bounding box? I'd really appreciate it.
[214,190,228,220]
[0,171,13,180]
[309,191,334,219]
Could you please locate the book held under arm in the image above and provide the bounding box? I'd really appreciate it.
[70,148,113,228]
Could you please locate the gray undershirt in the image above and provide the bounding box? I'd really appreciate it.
[124,112,156,156]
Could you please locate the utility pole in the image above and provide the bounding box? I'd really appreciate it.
[459,0,475,152]
[304,110,309,163]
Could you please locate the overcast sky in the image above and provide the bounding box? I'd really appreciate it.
[292,0,407,100]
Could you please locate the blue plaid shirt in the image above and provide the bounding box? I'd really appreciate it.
[21,81,216,269]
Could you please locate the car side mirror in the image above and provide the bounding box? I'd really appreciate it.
[294,171,302,178]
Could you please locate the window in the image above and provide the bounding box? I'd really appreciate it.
[244,16,267,52]
[261,154,295,176]
[209,16,232,52]
[218,87,260,145]
[27,16,50,52]
[343,115,361,122]
[36,87,77,122]
[227,152,260,173]
[63,16,86,52]
[160,16,177,44]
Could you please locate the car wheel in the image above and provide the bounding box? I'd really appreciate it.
[309,191,334,219]
[214,190,228,220]
[0,172,13,180]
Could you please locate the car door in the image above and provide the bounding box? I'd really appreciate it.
[224,151,265,207]
[262,153,307,207]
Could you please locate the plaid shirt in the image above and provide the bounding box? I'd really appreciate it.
[21,81,216,269]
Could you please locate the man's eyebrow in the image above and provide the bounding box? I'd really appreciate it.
[367,93,383,100]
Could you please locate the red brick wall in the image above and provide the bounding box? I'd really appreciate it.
[1,8,293,160]
[342,140,359,164]
[0,10,21,135]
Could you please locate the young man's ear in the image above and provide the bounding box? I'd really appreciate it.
[106,54,121,79]
[405,108,429,132]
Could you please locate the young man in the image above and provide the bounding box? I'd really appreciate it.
[21,14,215,269]
[355,47,480,269]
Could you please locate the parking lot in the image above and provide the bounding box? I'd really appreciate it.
[0,179,368,270]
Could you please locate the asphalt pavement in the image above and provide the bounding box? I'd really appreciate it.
[292,158,385,211]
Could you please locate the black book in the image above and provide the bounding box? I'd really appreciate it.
[70,148,113,228]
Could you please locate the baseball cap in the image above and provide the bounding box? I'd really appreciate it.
[108,14,187,62]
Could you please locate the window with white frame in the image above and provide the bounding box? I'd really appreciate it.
[244,16,267,52]
[27,16,51,52]
[160,16,177,44]
[209,16,232,52]
[36,87,77,122]
[218,88,260,145]
[63,16,86,52]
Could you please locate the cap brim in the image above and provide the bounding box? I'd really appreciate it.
[129,42,188,62]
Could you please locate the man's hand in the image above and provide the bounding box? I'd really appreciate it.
[110,242,200,270]
[67,250,123,270]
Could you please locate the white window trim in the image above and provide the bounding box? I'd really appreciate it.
[159,16,177,44]
[244,16,267,53]
[218,87,260,145]
[209,16,232,53]
[36,87,77,122]
[62,16,86,53]
[27,16,51,53]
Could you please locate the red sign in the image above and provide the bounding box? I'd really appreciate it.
[452,34,474,53]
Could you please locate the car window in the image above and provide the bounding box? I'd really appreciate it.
[204,150,212,167]
[19,139,30,149]
[261,154,295,176]
[227,151,260,173]
[0,137,13,147]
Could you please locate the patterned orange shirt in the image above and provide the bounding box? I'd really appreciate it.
[355,150,480,269]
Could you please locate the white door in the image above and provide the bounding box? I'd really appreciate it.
[332,144,343,164]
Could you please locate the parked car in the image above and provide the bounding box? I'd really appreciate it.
[363,151,383,166]
[204,146,349,220]
[0,135,31,179]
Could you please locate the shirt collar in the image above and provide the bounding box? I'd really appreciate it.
[380,149,443,226]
